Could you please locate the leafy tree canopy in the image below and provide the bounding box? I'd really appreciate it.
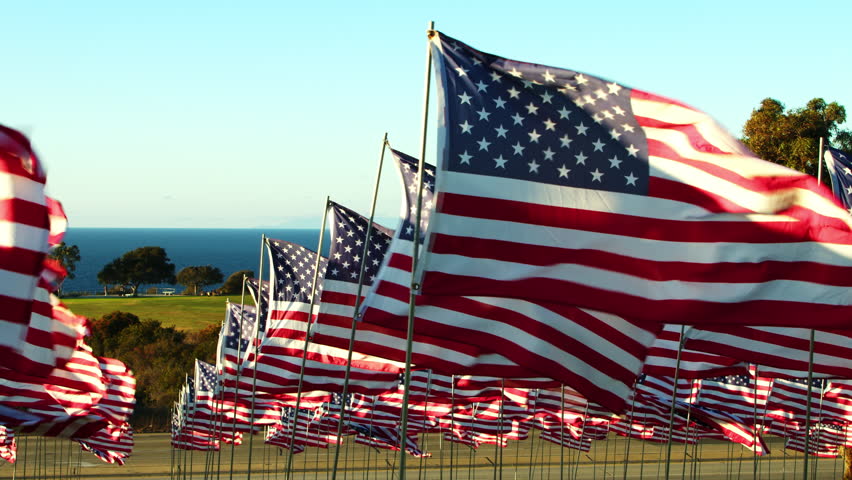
[218,269,254,295]
[48,242,80,280]
[742,98,852,176]
[176,265,224,295]
[97,246,176,296]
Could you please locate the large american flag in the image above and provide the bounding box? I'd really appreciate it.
[823,146,852,213]
[417,31,852,328]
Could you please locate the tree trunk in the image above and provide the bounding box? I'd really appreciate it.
[131,285,139,297]
[842,445,852,480]
[103,286,108,296]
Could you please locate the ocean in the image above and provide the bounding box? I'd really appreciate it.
[60,228,327,294]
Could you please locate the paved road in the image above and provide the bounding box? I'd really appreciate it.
[0,432,845,479]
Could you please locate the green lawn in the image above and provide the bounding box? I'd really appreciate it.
[63,296,233,331]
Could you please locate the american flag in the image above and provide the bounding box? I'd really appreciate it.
[417,31,852,329]
[217,302,256,378]
[684,325,852,379]
[90,356,136,427]
[0,426,15,463]
[765,378,849,424]
[350,423,429,457]
[823,146,852,213]
[237,238,399,398]
[696,369,773,421]
[311,200,495,373]
[266,239,326,335]
[671,401,769,455]
[77,422,133,465]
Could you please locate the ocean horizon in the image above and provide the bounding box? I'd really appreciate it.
[61,228,328,294]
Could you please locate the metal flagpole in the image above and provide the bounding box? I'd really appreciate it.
[450,377,456,480]
[398,20,435,480]
[802,328,816,480]
[752,365,760,480]
[331,132,389,480]
[817,137,825,184]
[663,324,686,480]
[246,234,268,480]
[285,198,331,480]
[559,384,566,480]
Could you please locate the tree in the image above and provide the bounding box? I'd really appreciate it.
[97,246,176,297]
[218,269,254,295]
[742,98,852,177]
[48,242,80,295]
[176,265,224,295]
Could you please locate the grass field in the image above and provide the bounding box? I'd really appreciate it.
[63,296,232,331]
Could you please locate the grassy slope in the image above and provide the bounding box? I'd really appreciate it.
[63,296,233,331]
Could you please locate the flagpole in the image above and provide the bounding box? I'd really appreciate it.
[398,20,435,480]
[559,384,566,480]
[284,196,331,480]
[802,328,816,480]
[330,132,389,480]
[245,234,267,480]
[622,379,638,480]
[663,324,686,480]
[817,137,825,184]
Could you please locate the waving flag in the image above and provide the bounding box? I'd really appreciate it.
[417,31,852,328]
[823,146,852,213]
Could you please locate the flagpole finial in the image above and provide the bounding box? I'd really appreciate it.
[427,21,435,37]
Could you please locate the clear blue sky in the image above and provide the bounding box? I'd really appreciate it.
[5,1,850,228]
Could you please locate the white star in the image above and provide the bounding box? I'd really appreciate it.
[558,107,572,119]
[608,156,622,169]
[558,165,571,178]
[494,155,508,168]
[512,142,525,155]
[494,125,508,138]
[575,122,589,136]
[540,92,554,104]
[592,139,606,152]
[583,94,596,106]
[494,97,507,109]
[626,144,639,157]
[477,137,491,151]
[489,71,502,82]
[475,80,489,92]
[590,169,604,182]
[612,105,626,116]
[509,67,523,78]
[455,66,468,77]
[609,128,622,140]
[458,92,472,105]
[542,147,555,161]
[543,118,556,131]
[622,123,635,133]
[602,110,614,120]
[844,167,852,176]
[607,82,623,95]
[575,74,589,85]
[511,113,525,125]
[594,88,608,100]
[522,79,538,89]
[625,172,638,186]
[542,70,556,82]
[528,129,541,143]
[476,108,491,121]
[459,121,473,134]
[507,87,520,99]
[525,103,539,115]
[559,134,573,148]
[528,160,540,173]
[846,185,852,195]
[575,152,588,165]
[459,151,473,164]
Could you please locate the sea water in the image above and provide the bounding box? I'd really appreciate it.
[60,228,327,294]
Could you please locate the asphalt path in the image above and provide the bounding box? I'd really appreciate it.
[0,433,845,479]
